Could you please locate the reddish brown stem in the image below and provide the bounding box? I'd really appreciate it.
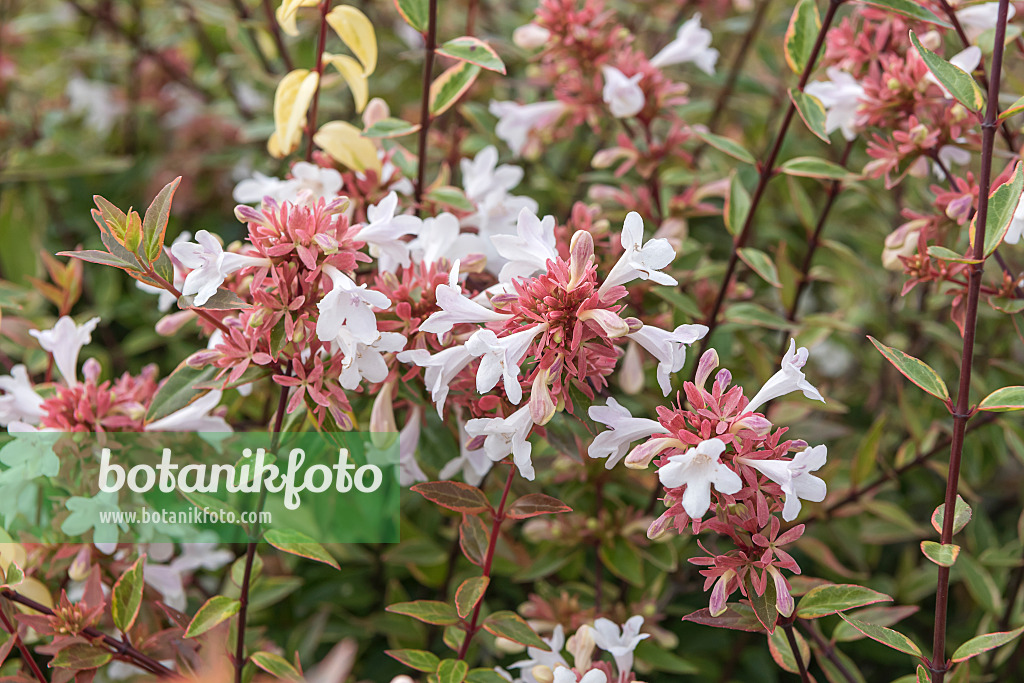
[262,0,295,71]
[456,464,516,661]
[414,0,439,215]
[783,621,812,683]
[929,2,1010,679]
[144,265,231,335]
[304,0,331,162]
[0,607,48,683]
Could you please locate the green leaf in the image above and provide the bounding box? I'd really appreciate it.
[185,596,241,638]
[999,94,1024,120]
[145,360,219,424]
[769,625,811,674]
[599,536,645,586]
[455,576,489,619]
[387,600,460,625]
[50,644,113,669]
[951,625,1024,663]
[143,177,181,263]
[917,664,929,683]
[111,554,146,632]
[790,89,830,142]
[780,156,853,180]
[426,186,475,212]
[459,514,490,566]
[931,495,972,535]
[429,61,481,117]
[974,162,1024,256]
[747,573,779,633]
[482,611,550,650]
[921,541,960,567]
[725,171,751,236]
[251,652,301,679]
[94,195,127,239]
[832,606,920,642]
[57,249,139,272]
[956,554,1002,616]
[836,613,923,657]
[694,130,756,164]
[979,386,1024,412]
[796,584,893,619]
[178,289,250,310]
[926,246,982,264]
[867,336,950,401]
[910,30,985,111]
[634,639,700,673]
[437,659,470,683]
[387,649,441,673]
[738,247,782,288]
[231,552,264,587]
[723,302,792,330]
[466,670,511,683]
[364,117,421,138]
[784,0,822,73]
[437,37,506,74]
[394,0,428,32]
[506,493,572,519]
[264,528,340,569]
[858,0,952,26]
[411,481,491,513]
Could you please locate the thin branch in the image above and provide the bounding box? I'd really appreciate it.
[799,620,859,683]
[261,0,295,71]
[929,2,1010,679]
[304,0,331,162]
[0,607,48,683]
[227,0,276,74]
[782,621,812,683]
[415,0,440,214]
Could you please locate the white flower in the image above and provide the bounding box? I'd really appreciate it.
[145,390,232,432]
[461,191,539,274]
[465,406,537,480]
[136,232,192,311]
[743,339,825,415]
[553,670,605,683]
[333,330,408,390]
[465,325,546,404]
[355,191,422,271]
[591,615,649,677]
[398,405,427,487]
[627,323,709,395]
[650,13,719,74]
[420,261,512,336]
[739,445,828,521]
[396,345,474,415]
[233,161,343,205]
[804,67,865,141]
[512,23,551,50]
[601,66,645,118]
[29,316,100,387]
[408,212,485,266]
[461,146,525,202]
[1005,194,1024,245]
[171,230,270,306]
[0,365,45,427]
[316,265,392,344]
[66,76,125,135]
[489,100,567,156]
[956,2,1017,43]
[439,411,494,485]
[925,47,982,99]
[657,438,742,518]
[508,624,569,683]
[598,212,677,297]
[492,208,558,282]
[588,398,669,469]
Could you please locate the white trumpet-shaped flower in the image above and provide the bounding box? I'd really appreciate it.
[650,13,719,74]
[738,445,828,521]
[354,191,422,271]
[658,437,742,519]
[598,212,677,297]
[491,208,558,282]
[1005,194,1024,245]
[333,330,408,390]
[601,66,645,118]
[742,339,825,416]
[0,365,45,427]
[955,2,1017,43]
[396,345,474,416]
[419,261,512,336]
[628,323,709,395]
[589,398,670,469]
[465,405,537,480]
[171,230,270,306]
[591,615,650,677]
[465,325,546,404]
[804,67,865,141]
[489,100,567,156]
[316,265,392,344]
[145,390,231,432]
[29,316,100,387]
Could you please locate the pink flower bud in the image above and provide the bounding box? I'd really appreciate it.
[186,349,220,368]
[512,23,551,49]
[313,232,339,254]
[567,230,594,290]
[695,349,719,388]
[68,545,92,582]
[529,371,557,425]
[82,358,102,384]
[578,308,629,338]
[625,437,680,469]
[370,381,397,446]
[731,413,772,436]
[362,97,390,128]
[155,310,197,336]
[618,341,645,395]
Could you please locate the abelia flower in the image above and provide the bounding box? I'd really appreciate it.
[0,365,45,427]
[597,212,677,296]
[145,390,231,432]
[739,445,828,521]
[588,398,670,468]
[601,66,645,118]
[398,406,427,487]
[553,669,606,683]
[489,100,567,156]
[396,345,474,415]
[419,262,512,336]
[590,615,649,677]
[492,208,559,282]
[29,316,100,387]
[512,22,551,49]
[408,212,485,266]
[355,191,422,271]
[461,146,525,202]
[316,264,392,344]
[627,323,708,395]
[742,339,825,416]
[171,230,270,306]
[333,330,408,390]
[465,325,547,404]
[657,438,742,519]
[233,161,343,205]
[438,411,493,485]
[804,67,865,140]
[136,231,192,311]
[649,13,719,74]
[465,405,537,480]
[508,624,569,682]
[956,2,1017,42]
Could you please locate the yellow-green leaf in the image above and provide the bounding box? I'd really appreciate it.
[785,0,822,73]
[185,596,241,638]
[326,5,377,75]
[971,161,1024,256]
[725,171,750,236]
[387,649,441,673]
[951,625,1024,663]
[836,613,922,657]
[265,528,340,569]
[921,541,960,567]
[859,0,951,26]
[314,120,382,174]
[429,61,482,117]
[482,611,550,650]
[455,576,489,619]
[978,385,1024,412]
[437,36,506,74]
[268,69,320,158]
[910,30,985,111]
[780,156,852,180]
[999,94,1024,120]
[738,247,782,288]
[796,584,893,619]
[394,0,428,32]
[867,336,950,401]
[111,554,146,632]
[789,89,830,142]
[931,495,972,535]
[276,0,319,36]
[251,652,301,679]
[695,130,756,164]
[323,53,369,113]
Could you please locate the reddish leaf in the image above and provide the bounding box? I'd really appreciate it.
[506,494,572,519]
[459,514,490,566]
[412,481,491,514]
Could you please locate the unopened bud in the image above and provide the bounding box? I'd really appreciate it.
[625,437,680,469]
[512,23,551,49]
[695,348,719,388]
[578,308,629,338]
[567,624,596,671]
[619,341,644,395]
[314,233,339,254]
[567,230,594,290]
[68,546,91,582]
[530,665,554,683]
[155,310,197,336]
[370,381,398,449]
[362,97,390,128]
